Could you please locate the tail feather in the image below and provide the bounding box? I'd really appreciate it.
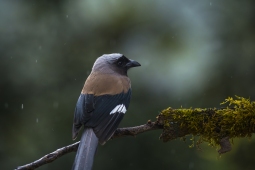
[72,128,98,170]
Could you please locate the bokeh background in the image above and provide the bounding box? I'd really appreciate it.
[1,0,255,170]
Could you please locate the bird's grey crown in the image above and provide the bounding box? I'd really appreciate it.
[92,53,124,73]
[102,53,123,61]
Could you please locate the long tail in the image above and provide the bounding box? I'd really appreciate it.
[72,128,99,170]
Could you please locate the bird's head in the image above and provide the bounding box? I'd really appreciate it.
[92,53,141,75]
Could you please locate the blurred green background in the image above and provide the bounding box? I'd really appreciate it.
[1,0,255,170]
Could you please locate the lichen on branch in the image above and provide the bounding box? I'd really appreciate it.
[157,96,255,154]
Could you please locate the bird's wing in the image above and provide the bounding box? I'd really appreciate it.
[72,94,94,140]
[72,89,131,144]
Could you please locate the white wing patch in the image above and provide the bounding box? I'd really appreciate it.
[110,104,127,114]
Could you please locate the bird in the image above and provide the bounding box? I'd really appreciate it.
[72,53,141,170]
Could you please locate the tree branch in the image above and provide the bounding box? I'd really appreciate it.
[16,96,255,170]
[15,142,80,170]
[15,121,162,170]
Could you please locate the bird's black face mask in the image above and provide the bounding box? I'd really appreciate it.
[107,55,141,75]
[115,55,141,69]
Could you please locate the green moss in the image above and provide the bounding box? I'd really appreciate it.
[159,96,255,147]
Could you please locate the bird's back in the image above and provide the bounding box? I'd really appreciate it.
[73,71,131,144]
[82,72,131,96]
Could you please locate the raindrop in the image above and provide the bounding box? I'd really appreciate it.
[171,149,175,154]
[21,104,24,109]
[189,162,194,169]
[38,46,42,50]
[36,60,37,63]
[66,15,69,18]
[36,118,39,123]
[210,2,212,6]
[53,102,59,108]
[4,103,8,108]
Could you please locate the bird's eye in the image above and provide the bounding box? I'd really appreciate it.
[117,61,123,66]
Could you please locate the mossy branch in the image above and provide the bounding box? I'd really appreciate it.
[158,96,255,153]
[16,96,255,170]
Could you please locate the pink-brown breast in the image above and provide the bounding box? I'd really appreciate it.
[81,72,131,96]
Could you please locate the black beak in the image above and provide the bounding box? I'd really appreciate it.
[126,59,141,69]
